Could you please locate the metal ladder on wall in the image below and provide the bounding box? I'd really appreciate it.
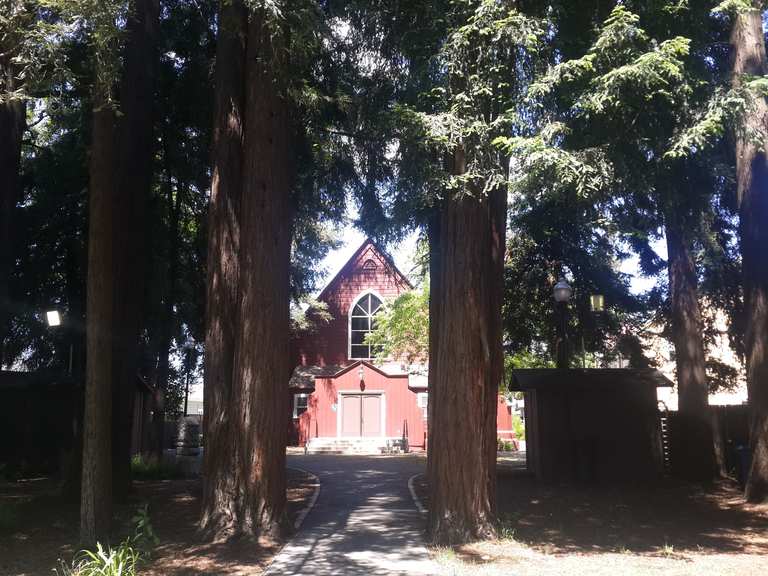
[658,401,672,476]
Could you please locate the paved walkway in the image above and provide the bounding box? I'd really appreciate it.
[266,454,440,575]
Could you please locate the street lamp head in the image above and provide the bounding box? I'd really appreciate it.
[590,294,605,312]
[553,278,572,303]
[46,310,61,327]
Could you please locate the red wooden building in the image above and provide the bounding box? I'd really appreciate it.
[289,239,514,452]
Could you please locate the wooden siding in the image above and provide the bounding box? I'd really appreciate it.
[292,363,517,448]
[294,363,427,447]
[496,396,514,439]
[291,241,412,367]
[287,238,517,449]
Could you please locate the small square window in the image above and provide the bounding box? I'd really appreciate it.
[351,345,370,359]
[351,331,367,345]
[293,394,309,418]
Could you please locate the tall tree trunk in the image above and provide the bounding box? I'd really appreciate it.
[200,0,247,539]
[152,159,183,458]
[485,183,506,513]
[729,4,768,502]
[427,147,501,545]
[227,6,293,539]
[111,0,159,500]
[426,208,442,485]
[665,210,714,480]
[0,61,25,367]
[80,103,117,547]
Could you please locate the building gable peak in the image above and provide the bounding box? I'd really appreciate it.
[316,238,413,302]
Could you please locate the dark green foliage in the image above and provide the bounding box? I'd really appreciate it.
[129,454,183,480]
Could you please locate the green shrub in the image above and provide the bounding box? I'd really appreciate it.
[512,413,525,441]
[497,438,515,452]
[130,453,183,480]
[55,540,143,576]
[55,505,158,576]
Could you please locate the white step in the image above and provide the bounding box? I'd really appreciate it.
[305,437,407,455]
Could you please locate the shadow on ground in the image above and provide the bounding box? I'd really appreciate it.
[142,468,317,575]
[415,469,768,557]
[268,455,437,576]
[0,468,318,576]
[496,474,768,555]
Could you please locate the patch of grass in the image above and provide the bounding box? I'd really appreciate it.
[130,454,183,481]
[497,513,518,541]
[498,523,516,541]
[434,546,458,563]
[55,505,158,576]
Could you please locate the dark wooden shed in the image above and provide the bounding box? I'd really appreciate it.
[511,369,673,483]
[0,370,155,479]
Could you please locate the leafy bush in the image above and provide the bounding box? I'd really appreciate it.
[130,453,183,480]
[55,540,143,576]
[497,438,515,452]
[55,505,158,576]
[512,414,525,441]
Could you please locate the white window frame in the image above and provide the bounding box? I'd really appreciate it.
[347,289,385,361]
[293,393,309,419]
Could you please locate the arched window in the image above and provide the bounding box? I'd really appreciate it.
[349,292,383,360]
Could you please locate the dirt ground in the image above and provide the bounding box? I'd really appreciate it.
[415,471,768,576]
[0,468,318,576]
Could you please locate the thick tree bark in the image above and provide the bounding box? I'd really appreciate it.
[427,147,502,545]
[426,209,442,484]
[665,212,715,480]
[485,183,506,512]
[226,7,293,539]
[0,60,25,367]
[111,0,159,500]
[80,104,117,546]
[730,4,768,502]
[200,0,247,539]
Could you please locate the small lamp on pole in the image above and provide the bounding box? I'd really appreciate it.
[45,309,73,375]
[46,310,61,327]
[553,279,572,369]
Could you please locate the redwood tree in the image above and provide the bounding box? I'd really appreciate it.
[0,80,24,368]
[726,0,768,501]
[81,98,117,547]
[201,1,293,539]
[0,9,27,367]
[416,2,537,543]
[427,152,506,543]
[230,7,293,536]
[200,0,247,538]
[665,192,715,479]
[111,0,159,499]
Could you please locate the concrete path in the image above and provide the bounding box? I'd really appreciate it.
[266,454,440,575]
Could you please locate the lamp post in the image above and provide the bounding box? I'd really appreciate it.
[46,309,73,375]
[553,278,572,369]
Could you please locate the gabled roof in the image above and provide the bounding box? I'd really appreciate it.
[316,238,413,303]
[509,368,674,391]
[289,360,409,390]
